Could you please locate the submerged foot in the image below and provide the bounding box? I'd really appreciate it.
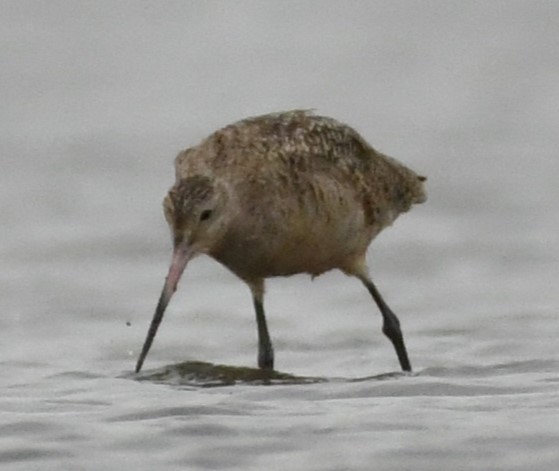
[258,346,274,370]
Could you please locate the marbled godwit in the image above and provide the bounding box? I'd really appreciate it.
[135,110,426,374]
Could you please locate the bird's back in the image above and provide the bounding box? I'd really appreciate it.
[175,110,426,278]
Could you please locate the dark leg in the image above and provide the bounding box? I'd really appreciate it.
[249,280,274,370]
[359,275,412,372]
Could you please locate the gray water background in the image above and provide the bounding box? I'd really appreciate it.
[1,1,559,470]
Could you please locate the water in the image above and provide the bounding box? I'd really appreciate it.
[2,1,559,469]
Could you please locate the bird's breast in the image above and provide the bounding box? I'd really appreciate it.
[209,197,373,280]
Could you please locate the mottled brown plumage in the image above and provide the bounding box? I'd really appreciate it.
[136,110,426,374]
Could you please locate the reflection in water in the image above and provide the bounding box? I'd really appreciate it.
[132,361,326,387]
[130,361,413,388]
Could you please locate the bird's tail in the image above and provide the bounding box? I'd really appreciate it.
[380,151,428,207]
[412,174,427,205]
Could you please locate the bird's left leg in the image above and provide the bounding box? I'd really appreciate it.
[249,279,274,370]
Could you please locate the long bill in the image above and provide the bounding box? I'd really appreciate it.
[135,243,193,373]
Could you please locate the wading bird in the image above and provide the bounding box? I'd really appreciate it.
[135,110,426,374]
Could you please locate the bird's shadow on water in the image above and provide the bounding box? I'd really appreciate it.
[126,361,409,388]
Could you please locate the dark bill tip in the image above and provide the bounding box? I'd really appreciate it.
[135,287,172,373]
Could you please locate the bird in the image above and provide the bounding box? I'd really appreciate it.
[135,110,426,374]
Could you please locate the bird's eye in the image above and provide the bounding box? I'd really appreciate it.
[199,209,212,221]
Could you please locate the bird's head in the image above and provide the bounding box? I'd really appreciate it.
[164,175,229,257]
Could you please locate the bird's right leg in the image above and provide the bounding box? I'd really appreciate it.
[356,272,412,372]
[249,279,274,370]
